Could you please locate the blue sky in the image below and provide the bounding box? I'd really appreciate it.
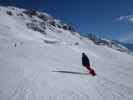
[0,0,133,43]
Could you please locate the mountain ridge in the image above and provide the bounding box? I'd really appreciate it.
[1,5,132,56]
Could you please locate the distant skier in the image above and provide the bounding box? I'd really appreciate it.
[82,52,96,76]
[14,43,16,47]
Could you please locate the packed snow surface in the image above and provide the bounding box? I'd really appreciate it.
[0,6,133,100]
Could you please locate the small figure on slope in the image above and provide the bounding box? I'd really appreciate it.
[82,52,96,76]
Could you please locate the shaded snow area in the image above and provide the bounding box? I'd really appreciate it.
[0,6,133,100]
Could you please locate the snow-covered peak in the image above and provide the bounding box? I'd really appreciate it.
[0,6,132,55]
[86,33,133,55]
[0,6,77,42]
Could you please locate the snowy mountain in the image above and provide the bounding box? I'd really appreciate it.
[86,33,133,55]
[0,6,133,100]
[122,43,133,51]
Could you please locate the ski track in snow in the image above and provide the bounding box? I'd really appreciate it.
[95,76,133,100]
[9,79,37,100]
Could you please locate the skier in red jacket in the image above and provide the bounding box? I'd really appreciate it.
[82,52,96,76]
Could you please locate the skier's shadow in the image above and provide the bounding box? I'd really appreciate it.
[52,70,89,75]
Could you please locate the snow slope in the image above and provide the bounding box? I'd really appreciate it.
[0,6,133,100]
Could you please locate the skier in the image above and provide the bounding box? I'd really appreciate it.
[82,52,96,76]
